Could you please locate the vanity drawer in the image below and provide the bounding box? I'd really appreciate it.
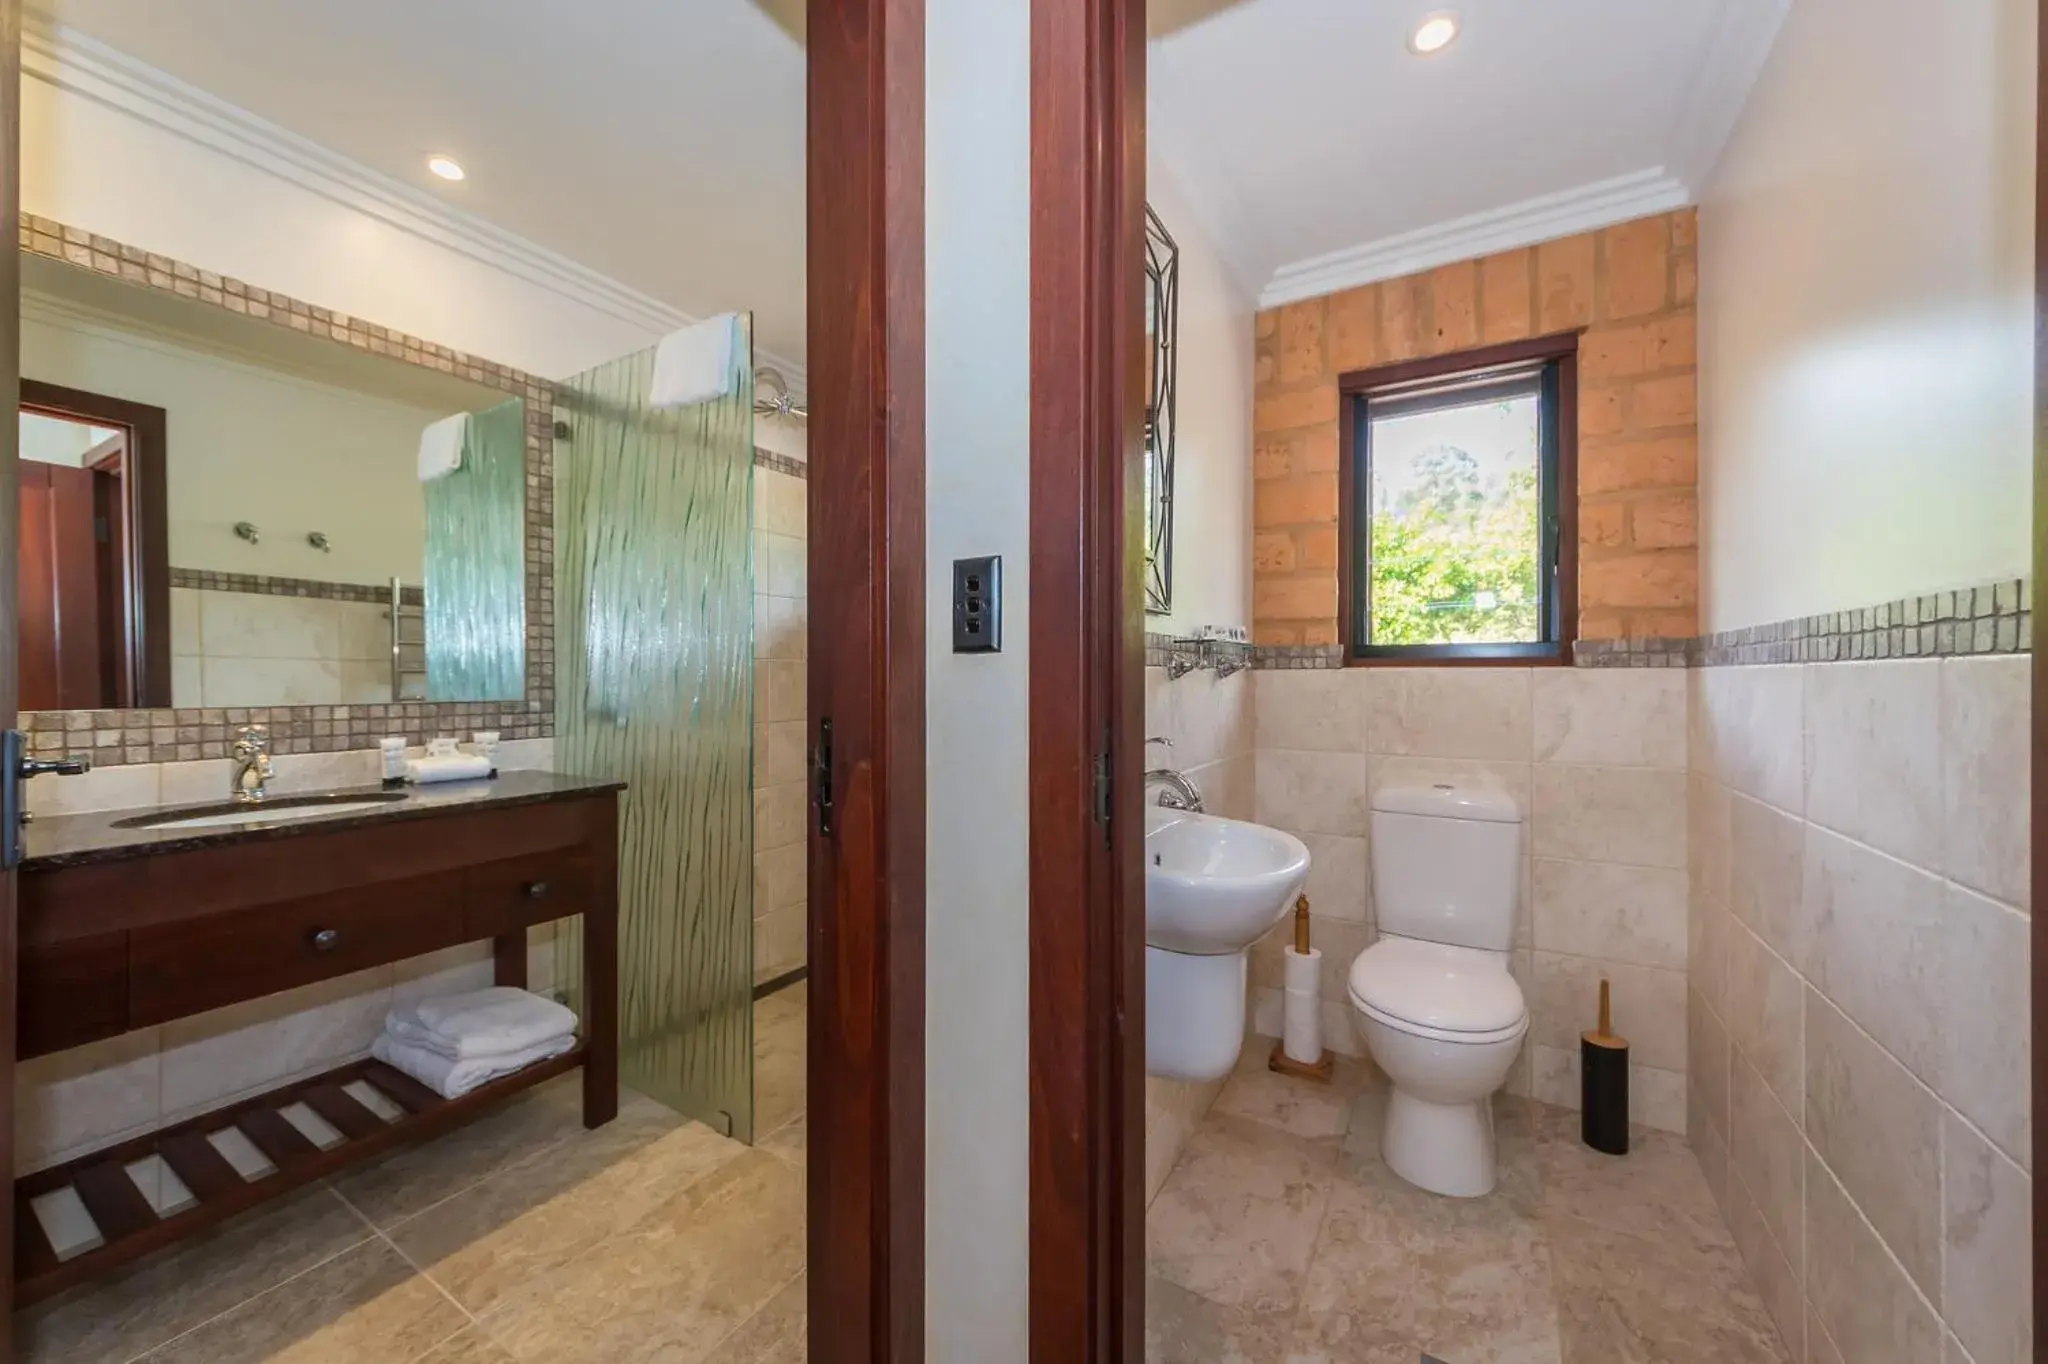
[465,851,598,937]
[128,870,469,1026]
[19,932,130,1059]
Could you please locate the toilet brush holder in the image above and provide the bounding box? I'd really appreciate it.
[1268,895,1334,1083]
[1580,978,1630,1155]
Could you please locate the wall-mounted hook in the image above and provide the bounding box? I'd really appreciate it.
[233,522,261,545]
[307,531,331,553]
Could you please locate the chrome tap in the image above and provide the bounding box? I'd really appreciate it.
[1143,736,1205,813]
[231,725,274,803]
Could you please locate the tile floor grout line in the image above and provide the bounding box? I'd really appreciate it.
[115,1187,383,1364]
[695,1264,807,1361]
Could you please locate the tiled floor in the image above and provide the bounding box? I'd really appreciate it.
[1147,1052,1792,1364]
[18,985,810,1364]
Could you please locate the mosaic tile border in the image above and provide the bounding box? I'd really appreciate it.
[1146,630,1253,673]
[1247,577,2034,671]
[755,447,807,480]
[20,215,556,766]
[170,568,423,608]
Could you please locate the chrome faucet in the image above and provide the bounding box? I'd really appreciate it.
[231,725,274,803]
[1143,736,1205,813]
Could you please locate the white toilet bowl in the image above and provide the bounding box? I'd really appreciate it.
[1349,935,1528,1198]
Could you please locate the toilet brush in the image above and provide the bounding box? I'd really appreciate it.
[1269,894,1335,1083]
[1580,978,1630,1155]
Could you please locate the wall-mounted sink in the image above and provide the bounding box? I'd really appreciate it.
[111,791,409,831]
[1145,805,1310,1081]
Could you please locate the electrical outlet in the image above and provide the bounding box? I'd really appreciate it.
[952,555,1002,653]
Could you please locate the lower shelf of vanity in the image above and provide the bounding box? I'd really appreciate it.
[12,1044,587,1306]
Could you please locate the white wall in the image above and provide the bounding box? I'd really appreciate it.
[1146,162,1254,637]
[20,53,671,382]
[925,0,1031,1353]
[1697,0,2037,632]
[24,299,450,585]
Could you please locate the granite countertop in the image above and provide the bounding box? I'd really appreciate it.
[22,769,627,871]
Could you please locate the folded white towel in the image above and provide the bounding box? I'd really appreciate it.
[386,987,577,1061]
[650,313,739,408]
[418,412,471,482]
[373,1030,575,1100]
[406,753,494,784]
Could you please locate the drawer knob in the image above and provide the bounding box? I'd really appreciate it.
[525,881,550,900]
[310,928,341,952]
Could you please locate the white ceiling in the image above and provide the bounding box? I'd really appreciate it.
[1151,0,1788,304]
[35,0,808,370]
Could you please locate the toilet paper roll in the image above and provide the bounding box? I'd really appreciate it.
[1282,945,1321,995]
[1283,984,1322,1065]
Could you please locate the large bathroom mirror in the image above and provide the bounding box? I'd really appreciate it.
[17,249,527,710]
[1144,204,1179,615]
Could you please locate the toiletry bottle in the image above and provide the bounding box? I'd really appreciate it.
[380,737,408,787]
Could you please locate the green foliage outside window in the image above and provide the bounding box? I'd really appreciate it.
[1367,443,1541,646]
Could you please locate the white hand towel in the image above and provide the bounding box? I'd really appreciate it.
[418,412,471,482]
[650,313,739,408]
[372,1030,575,1100]
[405,753,494,784]
[402,986,578,1054]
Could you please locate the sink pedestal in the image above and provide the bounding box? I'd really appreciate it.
[1146,945,1248,1082]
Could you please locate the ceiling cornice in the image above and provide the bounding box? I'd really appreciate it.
[1256,168,1691,311]
[21,20,806,394]
[1667,0,1794,191]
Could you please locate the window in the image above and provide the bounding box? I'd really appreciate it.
[1343,335,1577,663]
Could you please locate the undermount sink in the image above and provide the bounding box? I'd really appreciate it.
[111,791,410,831]
[1144,805,1311,955]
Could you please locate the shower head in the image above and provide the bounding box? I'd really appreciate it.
[753,367,808,423]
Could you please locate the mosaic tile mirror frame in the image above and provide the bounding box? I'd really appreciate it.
[16,215,556,767]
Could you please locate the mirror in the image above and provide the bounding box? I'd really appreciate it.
[18,250,527,710]
[1144,205,1179,616]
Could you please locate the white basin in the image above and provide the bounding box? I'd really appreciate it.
[139,801,402,830]
[1145,806,1311,955]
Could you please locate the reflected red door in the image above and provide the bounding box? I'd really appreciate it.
[17,460,105,711]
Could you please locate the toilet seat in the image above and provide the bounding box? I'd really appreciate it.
[1348,937,1527,1044]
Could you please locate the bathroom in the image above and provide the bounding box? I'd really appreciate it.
[0,1,2033,1363]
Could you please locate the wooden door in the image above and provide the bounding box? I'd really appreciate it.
[17,460,105,712]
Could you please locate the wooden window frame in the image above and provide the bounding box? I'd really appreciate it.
[1338,331,1580,668]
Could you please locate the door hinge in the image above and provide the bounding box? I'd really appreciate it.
[1092,746,1112,845]
[813,717,834,838]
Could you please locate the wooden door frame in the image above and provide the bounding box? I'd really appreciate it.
[0,0,21,1355]
[17,379,170,708]
[1028,0,1147,1359]
[806,1,926,1361]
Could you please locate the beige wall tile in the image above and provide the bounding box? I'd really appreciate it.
[1802,825,1946,1087]
[25,760,160,817]
[1729,792,1805,961]
[755,782,807,852]
[1688,985,1730,1143]
[753,658,804,724]
[1942,1111,2033,1364]
[756,721,806,789]
[1254,668,1369,754]
[1940,654,2030,911]
[1805,1150,1942,1364]
[754,904,806,980]
[159,969,392,1122]
[1530,952,1685,1071]
[1688,770,1731,909]
[1255,749,1369,837]
[1726,1164,1804,1361]
[764,532,806,598]
[754,842,805,915]
[1531,668,1686,768]
[199,591,342,660]
[1531,764,1686,868]
[1804,660,1942,867]
[1531,858,1687,969]
[267,749,381,796]
[1805,991,1942,1303]
[15,1027,162,1171]
[159,758,236,806]
[1144,1073,1227,1207]
[1172,670,1254,770]
[1724,921,1804,1115]
[1690,1084,1730,1215]
[1528,1042,1685,1133]
[1729,1050,1805,1283]
[1192,752,1256,822]
[1364,668,1532,760]
[756,469,806,538]
[1688,893,1730,1019]
[171,586,201,654]
[1298,833,1369,924]
[1940,883,2030,1168]
[201,656,342,707]
[1146,665,1175,738]
[1696,664,1804,813]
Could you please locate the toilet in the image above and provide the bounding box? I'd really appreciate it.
[1348,782,1528,1198]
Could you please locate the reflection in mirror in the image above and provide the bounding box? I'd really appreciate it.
[18,251,526,709]
[1144,204,1179,615]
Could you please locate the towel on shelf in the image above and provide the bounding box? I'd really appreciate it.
[650,313,740,408]
[406,753,495,784]
[386,986,578,1061]
[372,1029,576,1100]
[418,412,471,482]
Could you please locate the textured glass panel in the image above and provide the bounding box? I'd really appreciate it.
[555,320,755,1141]
[423,397,527,701]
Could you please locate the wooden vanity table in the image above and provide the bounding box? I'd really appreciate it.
[8,771,622,1306]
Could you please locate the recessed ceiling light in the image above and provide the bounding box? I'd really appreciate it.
[427,155,466,182]
[1409,12,1459,55]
